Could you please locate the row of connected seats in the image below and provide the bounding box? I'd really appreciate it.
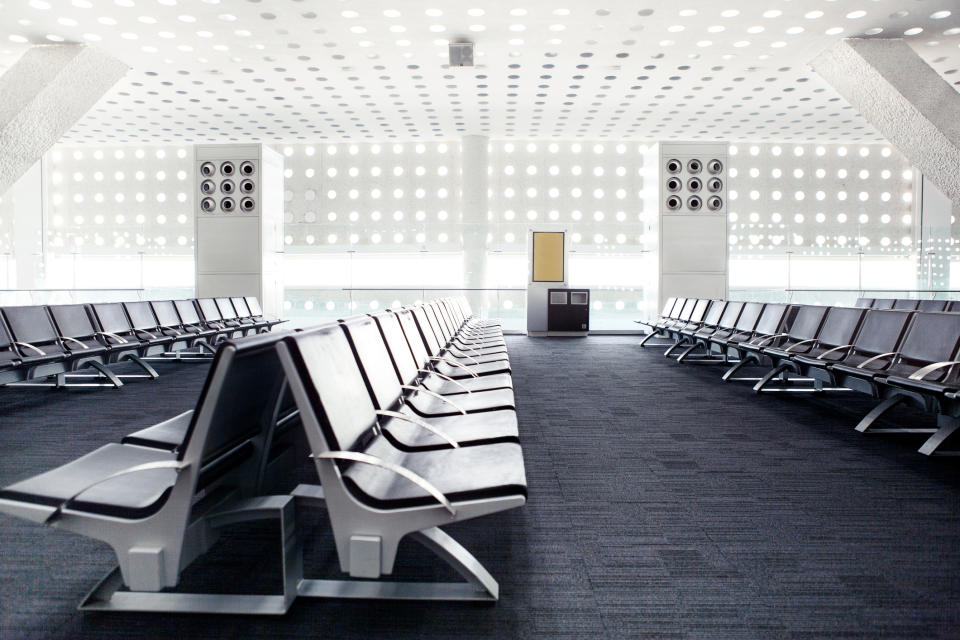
[0,297,526,615]
[0,296,279,389]
[639,296,960,456]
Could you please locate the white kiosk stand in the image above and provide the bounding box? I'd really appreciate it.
[526,229,569,336]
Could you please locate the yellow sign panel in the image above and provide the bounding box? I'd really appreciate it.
[532,232,564,282]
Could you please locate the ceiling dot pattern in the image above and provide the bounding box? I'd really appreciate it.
[0,0,957,143]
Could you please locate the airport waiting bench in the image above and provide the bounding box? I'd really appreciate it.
[0,296,281,389]
[638,296,960,457]
[0,296,526,615]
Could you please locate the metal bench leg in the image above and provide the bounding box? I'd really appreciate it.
[675,342,701,363]
[919,414,960,456]
[753,363,789,393]
[855,395,917,433]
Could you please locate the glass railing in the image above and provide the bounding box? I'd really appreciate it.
[281,286,653,332]
[729,287,960,307]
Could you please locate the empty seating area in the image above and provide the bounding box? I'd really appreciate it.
[0,296,279,389]
[0,298,525,615]
[642,296,960,456]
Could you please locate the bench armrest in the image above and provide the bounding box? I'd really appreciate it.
[417,369,471,394]
[14,341,46,356]
[816,344,854,360]
[314,451,455,516]
[427,356,479,378]
[375,409,459,449]
[784,338,817,353]
[400,385,467,415]
[754,332,788,347]
[46,459,190,524]
[60,336,89,350]
[908,361,960,381]
[857,352,898,370]
[96,331,128,344]
[442,348,480,366]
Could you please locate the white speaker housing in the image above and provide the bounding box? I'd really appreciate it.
[659,142,729,310]
[194,144,283,320]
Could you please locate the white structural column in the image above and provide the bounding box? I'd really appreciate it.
[460,135,489,314]
[9,162,44,289]
[810,38,960,207]
[0,45,127,197]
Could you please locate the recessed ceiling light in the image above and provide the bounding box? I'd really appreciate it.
[469,24,485,32]
[931,10,951,20]
[383,9,401,18]
[510,8,528,17]
[904,27,923,36]
[846,10,866,20]
[425,8,443,17]
[763,10,781,18]
[805,10,824,20]
[553,8,570,16]
[468,8,485,17]
[720,9,739,18]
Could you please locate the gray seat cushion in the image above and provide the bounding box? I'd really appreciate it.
[434,359,511,379]
[383,406,519,450]
[345,438,526,509]
[407,387,515,416]
[420,372,513,394]
[0,444,176,519]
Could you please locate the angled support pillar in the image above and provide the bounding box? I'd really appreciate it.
[0,45,127,196]
[810,38,960,207]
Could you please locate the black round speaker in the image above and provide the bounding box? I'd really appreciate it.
[707,196,723,211]
[240,197,256,212]
[687,195,702,211]
[688,177,702,192]
[708,159,723,174]
[666,159,682,174]
[240,179,255,194]
[666,195,682,210]
[220,197,235,212]
[687,159,702,174]
[666,177,682,192]
[220,161,235,176]
[200,197,216,212]
[707,177,723,193]
[200,162,216,177]
[240,161,256,176]
[200,179,216,194]
[220,179,235,194]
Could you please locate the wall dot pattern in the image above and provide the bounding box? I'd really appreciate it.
[488,141,652,252]
[46,145,194,254]
[727,143,914,257]
[282,141,463,252]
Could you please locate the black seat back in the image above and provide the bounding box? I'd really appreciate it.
[854,297,874,308]
[231,297,253,319]
[174,299,203,326]
[893,299,919,311]
[717,301,744,330]
[786,305,828,340]
[396,309,434,365]
[851,310,913,356]
[372,311,421,385]
[733,302,764,332]
[197,298,224,323]
[424,304,453,343]
[340,316,404,411]
[410,306,444,356]
[815,306,865,348]
[872,298,896,310]
[701,300,726,328]
[48,304,98,340]
[245,296,264,317]
[124,301,160,332]
[1,306,63,352]
[177,332,290,500]
[752,303,788,336]
[687,299,710,324]
[660,297,677,318]
[676,299,698,322]
[152,300,183,328]
[279,324,378,453]
[216,298,239,321]
[90,303,135,337]
[897,313,960,367]
[917,299,947,312]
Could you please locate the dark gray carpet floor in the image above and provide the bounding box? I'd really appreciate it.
[1,337,960,639]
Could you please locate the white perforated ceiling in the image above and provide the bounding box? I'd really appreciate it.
[0,0,958,143]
